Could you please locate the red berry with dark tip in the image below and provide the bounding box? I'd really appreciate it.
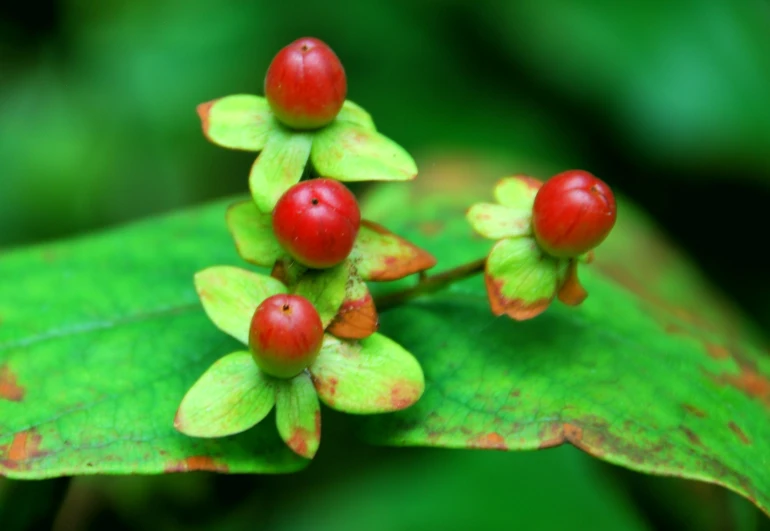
[273,179,361,269]
[532,170,617,258]
[264,37,347,130]
[249,294,324,379]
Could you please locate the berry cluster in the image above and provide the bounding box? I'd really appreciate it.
[176,38,435,459]
[177,37,619,460]
[467,170,617,319]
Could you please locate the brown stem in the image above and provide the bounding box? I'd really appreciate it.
[374,257,487,311]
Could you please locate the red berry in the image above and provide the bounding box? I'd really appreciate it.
[264,37,347,130]
[273,179,361,269]
[249,294,324,379]
[532,170,617,258]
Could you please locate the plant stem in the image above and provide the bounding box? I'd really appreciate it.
[374,257,486,311]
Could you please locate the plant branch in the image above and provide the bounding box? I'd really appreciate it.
[374,257,487,311]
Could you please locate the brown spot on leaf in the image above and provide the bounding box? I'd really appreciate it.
[419,221,444,236]
[557,259,588,306]
[385,380,422,410]
[0,364,24,402]
[0,430,46,470]
[358,220,437,281]
[708,365,770,409]
[285,411,322,458]
[510,389,521,398]
[537,422,589,451]
[467,432,508,450]
[705,343,730,360]
[164,455,229,473]
[312,375,338,406]
[327,290,379,339]
[728,422,751,445]
[680,426,704,447]
[485,272,552,320]
[287,430,310,457]
[196,100,215,137]
[682,404,707,418]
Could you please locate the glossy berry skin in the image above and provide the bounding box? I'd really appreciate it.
[249,294,324,379]
[532,170,617,258]
[273,179,361,269]
[264,37,347,130]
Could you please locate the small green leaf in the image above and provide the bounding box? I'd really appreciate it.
[226,200,284,267]
[310,334,424,414]
[485,237,561,320]
[327,273,378,339]
[466,203,532,240]
[249,127,313,213]
[275,372,321,459]
[352,221,437,281]
[335,100,376,131]
[195,266,287,345]
[494,175,542,210]
[175,351,275,438]
[292,263,349,328]
[197,95,274,152]
[310,122,417,182]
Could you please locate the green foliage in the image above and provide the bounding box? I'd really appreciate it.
[198,95,417,214]
[292,264,350,328]
[248,127,314,213]
[0,204,306,476]
[274,372,321,459]
[485,237,562,318]
[360,179,770,516]
[175,351,275,438]
[195,266,286,345]
[310,334,425,414]
[310,122,417,182]
[1,175,768,514]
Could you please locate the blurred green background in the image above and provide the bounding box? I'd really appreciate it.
[2,0,770,529]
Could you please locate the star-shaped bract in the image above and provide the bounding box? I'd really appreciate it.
[197,96,417,213]
[174,266,426,459]
[466,176,590,320]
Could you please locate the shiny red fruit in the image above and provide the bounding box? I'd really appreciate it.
[264,37,347,130]
[532,170,617,258]
[249,294,324,379]
[272,179,361,269]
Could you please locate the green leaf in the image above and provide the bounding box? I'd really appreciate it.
[326,273,378,340]
[197,95,274,152]
[485,237,562,320]
[466,203,532,240]
[274,372,321,459]
[249,127,313,213]
[291,263,349,328]
[310,122,417,182]
[175,351,275,438]
[0,202,307,477]
[351,221,437,281]
[310,334,424,414]
[226,200,284,267]
[358,177,770,515]
[493,175,542,210]
[335,100,376,131]
[195,266,287,345]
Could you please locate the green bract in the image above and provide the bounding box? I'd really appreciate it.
[198,96,417,213]
[466,176,586,320]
